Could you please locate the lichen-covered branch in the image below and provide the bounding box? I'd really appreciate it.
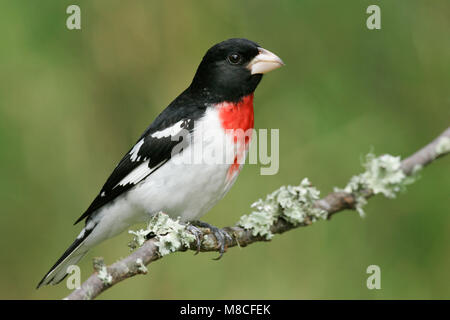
[65,127,450,300]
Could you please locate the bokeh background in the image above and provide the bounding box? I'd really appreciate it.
[0,0,449,299]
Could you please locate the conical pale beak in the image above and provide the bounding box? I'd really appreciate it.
[248,47,284,75]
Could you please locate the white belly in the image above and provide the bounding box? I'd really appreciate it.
[84,107,247,247]
[129,106,244,222]
[131,161,236,222]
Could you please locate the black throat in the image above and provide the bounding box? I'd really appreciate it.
[188,72,262,104]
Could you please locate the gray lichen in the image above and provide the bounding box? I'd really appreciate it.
[336,153,418,216]
[435,136,450,156]
[127,229,148,249]
[93,257,112,286]
[128,212,195,256]
[238,210,275,240]
[97,265,112,285]
[135,258,147,274]
[238,178,327,239]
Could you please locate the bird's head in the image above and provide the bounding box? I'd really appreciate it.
[190,38,284,103]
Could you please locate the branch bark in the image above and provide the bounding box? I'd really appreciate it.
[65,127,450,300]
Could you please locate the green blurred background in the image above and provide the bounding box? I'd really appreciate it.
[0,0,449,299]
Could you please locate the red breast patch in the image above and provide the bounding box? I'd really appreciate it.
[218,93,254,133]
[217,94,254,181]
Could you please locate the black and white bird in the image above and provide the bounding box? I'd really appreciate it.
[38,38,284,287]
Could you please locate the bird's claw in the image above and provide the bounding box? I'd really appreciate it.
[186,224,202,255]
[211,227,233,260]
[189,221,233,260]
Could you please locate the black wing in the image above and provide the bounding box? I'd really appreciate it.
[74,95,205,225]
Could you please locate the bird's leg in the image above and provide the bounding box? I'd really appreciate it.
[189,220,233,260]
[185,224,202,255]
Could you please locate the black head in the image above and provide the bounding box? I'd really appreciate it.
[189,38,284,103]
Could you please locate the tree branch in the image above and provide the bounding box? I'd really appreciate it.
[65,127,450,300]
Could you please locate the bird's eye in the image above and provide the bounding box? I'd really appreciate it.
[227,53,242,65]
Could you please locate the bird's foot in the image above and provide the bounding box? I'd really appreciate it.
[189,220,233,260]
[186,224,203,255]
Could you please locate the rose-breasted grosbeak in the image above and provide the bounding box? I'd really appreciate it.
[38,38,284,287]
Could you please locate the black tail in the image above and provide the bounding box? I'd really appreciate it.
[37,227,94,288]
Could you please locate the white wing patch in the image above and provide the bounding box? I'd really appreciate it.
[129,139,144,162]
[116,160,151,187]
[151,120,186,139]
